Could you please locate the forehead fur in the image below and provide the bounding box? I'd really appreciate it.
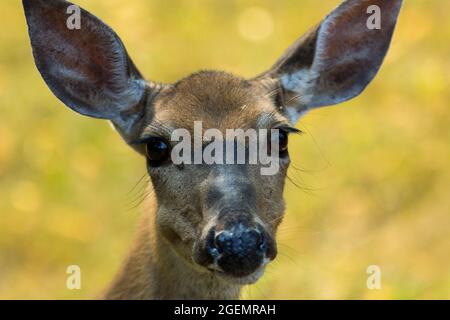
[152,71,278,132]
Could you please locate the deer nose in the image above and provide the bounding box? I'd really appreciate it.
[206,223,268,277]
[214,227,266,258]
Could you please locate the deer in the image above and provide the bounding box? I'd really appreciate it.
[23,0,402,299]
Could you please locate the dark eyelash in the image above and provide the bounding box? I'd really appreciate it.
[130,136,168,146]
[274,125,303,135]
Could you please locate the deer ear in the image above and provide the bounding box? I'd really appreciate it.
[23,0,152,136]
[257,0,403,124]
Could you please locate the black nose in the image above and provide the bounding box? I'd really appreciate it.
[214,227,266,258]
[207,224,268,277]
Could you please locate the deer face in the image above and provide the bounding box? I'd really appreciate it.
[23,0,402,284]
[136,72,291,283]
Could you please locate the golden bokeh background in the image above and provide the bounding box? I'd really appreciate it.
[0,0,449,299]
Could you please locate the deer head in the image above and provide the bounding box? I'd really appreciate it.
[23,0,402,288]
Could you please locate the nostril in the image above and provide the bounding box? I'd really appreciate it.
[257,232,267,253]
[208,246,220,259]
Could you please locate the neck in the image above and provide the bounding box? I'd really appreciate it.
[103,192,241,300]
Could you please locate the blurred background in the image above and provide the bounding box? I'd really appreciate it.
[0,0,449,299]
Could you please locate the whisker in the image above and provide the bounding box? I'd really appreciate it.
[264,87,280,100]
[285,93,304,105]
[126,172,148,196]
[126,179,150,205]
[267,215,285,225]
[125,188,153,212]
[286,174,318,196]
[289,161,324,175]
[298,123,331,168]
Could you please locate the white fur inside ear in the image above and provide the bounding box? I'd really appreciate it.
[115,78,147,112]
[285,106,308,124]
[109,79,147,135]
[280,68,316,107]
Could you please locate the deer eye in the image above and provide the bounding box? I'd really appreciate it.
[145,137,171,166]
[278,130,289,153]
[269,129,289,157]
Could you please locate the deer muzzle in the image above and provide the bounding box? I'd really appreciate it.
[194,211,277,281]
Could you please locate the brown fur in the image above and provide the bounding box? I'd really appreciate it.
[105,72,287,299]
[104,189,242,300]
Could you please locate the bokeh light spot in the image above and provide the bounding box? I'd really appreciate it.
[11,180,42,213]
[238,7,274,42]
